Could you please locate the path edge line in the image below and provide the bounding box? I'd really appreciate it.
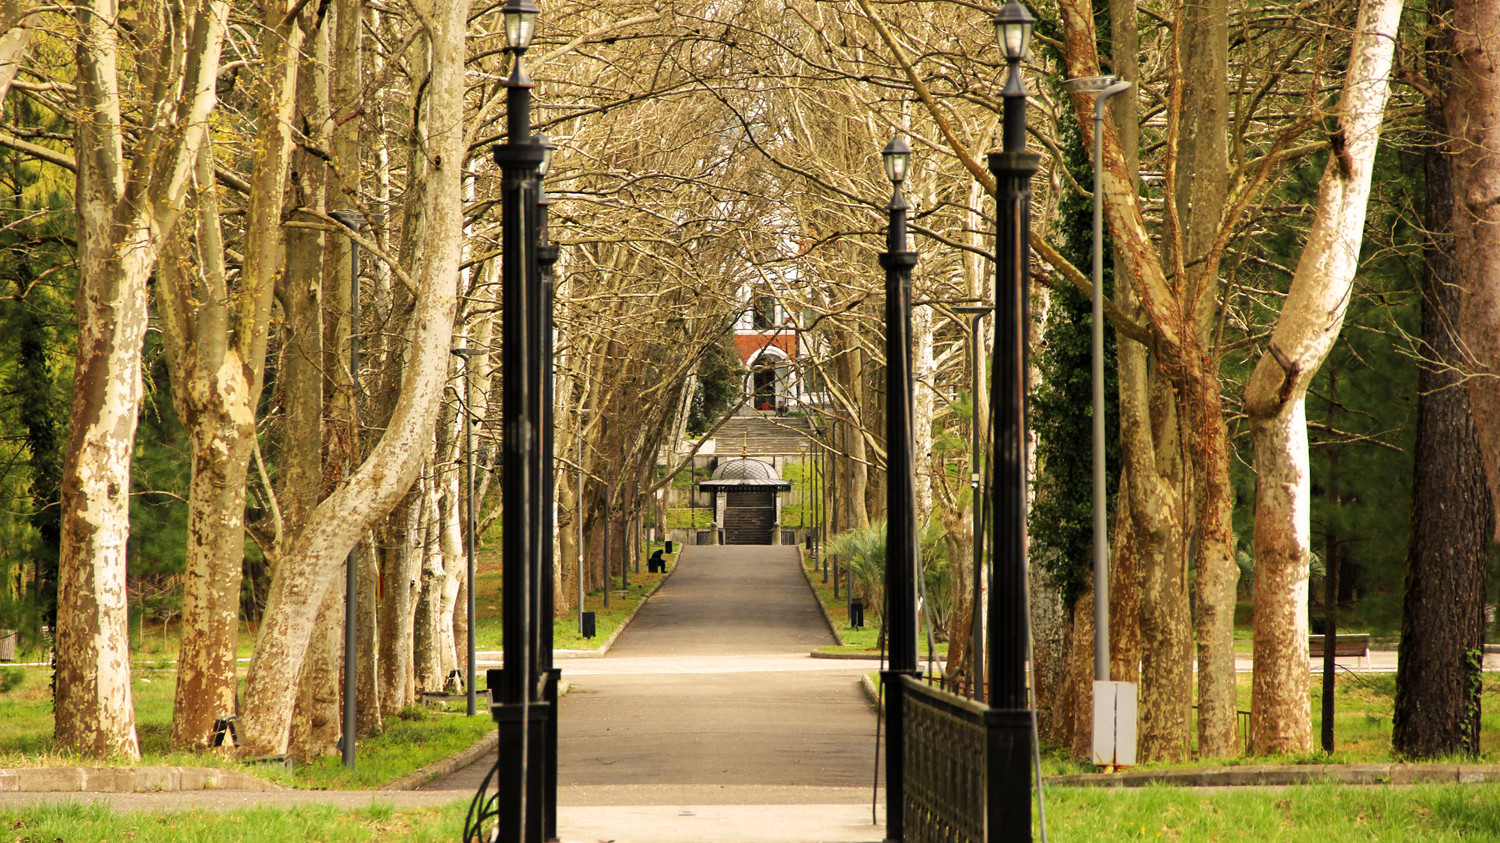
[596,550,682,657]
[551,549,684,660]
[380,730,500,792]
[798,550,846,646]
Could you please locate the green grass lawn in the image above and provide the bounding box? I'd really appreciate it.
[801,553,947,659]
[0,543,674,790]
[664,507,715,528]
[0,801,467,842]
[1038,783,1500,841]
[0,783,1496,840]
[1036,670,1500,772]
[0,665,496,790]
[472,543,672,650]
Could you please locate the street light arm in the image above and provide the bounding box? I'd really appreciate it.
[1095,80,1133,120]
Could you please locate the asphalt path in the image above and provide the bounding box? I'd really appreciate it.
[428,545,882,796]
[424,544,888,840]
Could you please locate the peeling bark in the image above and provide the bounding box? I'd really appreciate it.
[1058,0,1235,758]
[237,0,468,755]
[1245,0,1403,755]
[58,0,229,760]
[0,0,32,116]
[378,485,422,714]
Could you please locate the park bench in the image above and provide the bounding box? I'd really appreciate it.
[1308,633,1371,667]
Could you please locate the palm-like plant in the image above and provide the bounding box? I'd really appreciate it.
[825,521,887,624]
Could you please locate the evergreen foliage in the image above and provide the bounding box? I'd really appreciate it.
[1028,37,1122,608]
[686,332,746,436]
[0,95,75,633]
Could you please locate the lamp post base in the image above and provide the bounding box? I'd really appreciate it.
[492,698,551,843]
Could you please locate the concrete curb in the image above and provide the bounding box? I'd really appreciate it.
[381,730,500,792]
[798,552,845,645]
[861,674,882,711]
[0,766,284,793]
[546,551,683,660]
[1047,763,1500,788]
[383,679,573,792]
[810,650,884,660]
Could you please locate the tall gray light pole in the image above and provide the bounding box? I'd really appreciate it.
[1060,73,1131,684]
[330,209,364,769]
[954,303,991,701]
[575,408,589,634]
[450,347,481,718]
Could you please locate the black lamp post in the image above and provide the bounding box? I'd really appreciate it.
[988,0,1037,837]
[487,1,546,841]
[533,133,562,843]
[878,135,920,843]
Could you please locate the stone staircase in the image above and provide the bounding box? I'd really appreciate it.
[706,413,816,457]
[722,490,776,544]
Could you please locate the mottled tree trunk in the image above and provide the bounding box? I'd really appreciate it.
[1117,268,1189,762]
[289,581,343,761]
[58,0,229,760]
[1169,0,1240,759]
[379,486,423,713]
[171,373,256,749]
[56,220,148,760]
[0,0,32,115]
[356,541,383,736]
[283,13,338,759]
[1058,0,1223,760]
[1394,3,1494,756]
[324,0,379,741]
[1108,471,1141,686]
[414,479,447,693]
[159,143,255,750]
[1245,0,1403,754]
[237,0,467,756]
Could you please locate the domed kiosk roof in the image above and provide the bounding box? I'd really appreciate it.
[699,458,792,490]
[712,458,778,481]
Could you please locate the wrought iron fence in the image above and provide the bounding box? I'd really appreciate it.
[901,676,990,843]
[899,675,1033,843]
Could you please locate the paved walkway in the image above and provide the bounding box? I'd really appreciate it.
[422,544,887,841]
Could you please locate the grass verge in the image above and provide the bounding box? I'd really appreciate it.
[0,801,467,841]
[0,783,1496,840]
[1037,782,1500,841]
[801,553,945,658]
[0,548,674,789]
[472,546,673,651]
[0,666,496,790]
